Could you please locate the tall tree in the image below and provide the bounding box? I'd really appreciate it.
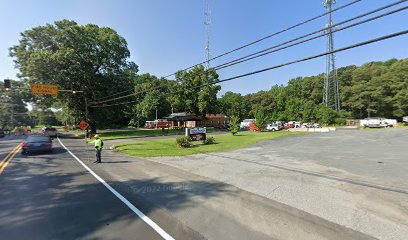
[0,80,31,130]
[9,19,138,132]
[219,91,249,121]
[173,65,221,116]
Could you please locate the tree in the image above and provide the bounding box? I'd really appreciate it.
[219,91,250,120]
[9,19,138,132]
[0,80,31,130]
[253,111,268,131]
[173,65,221,117]
[128,74,171,127]
[228,115,240,136]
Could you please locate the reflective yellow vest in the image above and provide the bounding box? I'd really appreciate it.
[95,139,103,150]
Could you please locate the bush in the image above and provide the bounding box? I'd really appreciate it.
[229,115,240,136]
[205,136,216,145]
[254,111,268,131]
[176,136,192,148]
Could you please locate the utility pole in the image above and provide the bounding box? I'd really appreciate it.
[323,0,340,112]
[10,104,14,130]
[85,97,89,137]
[204,0,212,69]
[85,97,89,122]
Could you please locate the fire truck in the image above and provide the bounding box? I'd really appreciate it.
[145,120,173,129]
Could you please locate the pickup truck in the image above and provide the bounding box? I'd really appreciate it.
[266,124,280,132]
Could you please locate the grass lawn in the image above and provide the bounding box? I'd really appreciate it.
[85,127,216,141]
[114,131,306,157]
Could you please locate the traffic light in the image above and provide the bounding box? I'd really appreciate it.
[4,79,11,91]
[72,82,79,94]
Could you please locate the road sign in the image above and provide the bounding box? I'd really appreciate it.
[31,83,59,96]
[77,120,90,130]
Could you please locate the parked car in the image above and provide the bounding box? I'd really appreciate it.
[216,124,230,130]
[301,123,321,128]
[42,127,58,137]
[0,129,5,138]
[21,135,53,155]
[266,124,280,132]
[282,124,294,129]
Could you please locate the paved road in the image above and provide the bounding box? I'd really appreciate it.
[151,128,408,240]
[0,136,200,240]
[0,134,375,240]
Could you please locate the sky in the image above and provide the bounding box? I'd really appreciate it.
[0,0,407,96]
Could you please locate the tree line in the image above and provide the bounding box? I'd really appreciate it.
[2,20,407,130]
[241,58,408,124]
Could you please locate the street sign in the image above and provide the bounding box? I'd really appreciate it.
[31,83,59,96]
[77,120,90,130]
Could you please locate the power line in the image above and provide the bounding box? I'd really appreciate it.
[162,0,364,79]
[213,2,408,71]
[91,30,408,108]
[89,89,135,102]
[91,2,406,106]
[92,0,362,103]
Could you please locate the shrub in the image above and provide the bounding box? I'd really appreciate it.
[254,111,268,131]
[229,115,240,136]
[176,136,192,148]
[204,136,216,145]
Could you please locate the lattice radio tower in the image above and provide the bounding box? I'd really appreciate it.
[323,0,340,112]
[204,0,212,69]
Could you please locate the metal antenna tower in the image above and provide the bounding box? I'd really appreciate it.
[204,0,211,69]
[323,0,340,112]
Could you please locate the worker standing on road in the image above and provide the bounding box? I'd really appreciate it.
[94,135,103,163]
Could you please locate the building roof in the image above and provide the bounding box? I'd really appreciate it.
[206,114,229,119]
[163,113,203,121]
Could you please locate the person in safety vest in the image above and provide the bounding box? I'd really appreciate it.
[94,134,103,163]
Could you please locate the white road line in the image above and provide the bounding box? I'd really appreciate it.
[57,137,175,240]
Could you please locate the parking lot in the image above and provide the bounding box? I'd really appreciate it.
[151,128,408,240]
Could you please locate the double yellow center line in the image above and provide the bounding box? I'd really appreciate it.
[0,142,23,174]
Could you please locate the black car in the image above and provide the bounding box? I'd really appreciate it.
[22,136,53,154]
[0,129,5,138]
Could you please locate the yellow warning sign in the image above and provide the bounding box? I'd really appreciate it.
[31,84,59,96]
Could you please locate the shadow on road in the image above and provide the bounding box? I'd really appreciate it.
[0,152,230,239]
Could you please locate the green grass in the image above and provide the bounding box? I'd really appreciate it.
[114,131,306,157]
[85,127,216,141]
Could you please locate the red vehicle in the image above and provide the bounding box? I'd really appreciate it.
[249,123,260,132]
[145,120,172,129]
[282,124,295,129]
[215,124,230,130]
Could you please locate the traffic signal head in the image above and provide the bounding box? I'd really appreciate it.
[4,79,11,91]
[72,82,79,94]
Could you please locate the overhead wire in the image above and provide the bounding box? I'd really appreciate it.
[91,30,408,108]
[214,2,408,71]
[91,0,363,104]
[161,0,364,79]
[90,2,406,106]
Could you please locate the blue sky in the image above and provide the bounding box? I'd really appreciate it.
[0,0,407,95]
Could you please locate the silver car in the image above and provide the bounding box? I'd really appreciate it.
[42,127,58,137]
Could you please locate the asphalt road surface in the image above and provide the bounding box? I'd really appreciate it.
[0,133,378,240]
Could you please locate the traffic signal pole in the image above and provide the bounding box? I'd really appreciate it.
[85,97,89,137]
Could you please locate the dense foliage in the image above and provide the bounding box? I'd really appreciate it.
[176,136,192,148]
[219,58,408,125]
[9,20,138,132]
[5,19,407,130]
